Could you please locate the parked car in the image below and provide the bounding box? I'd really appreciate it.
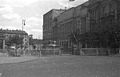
[8,46,21,57]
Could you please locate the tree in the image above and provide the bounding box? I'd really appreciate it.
[69,24,120,49]
[69,29,81,45]
[6,35,24,47]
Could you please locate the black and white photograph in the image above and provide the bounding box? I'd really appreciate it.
[0,0,119,77]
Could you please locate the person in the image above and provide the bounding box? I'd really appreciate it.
[16,46,21,56]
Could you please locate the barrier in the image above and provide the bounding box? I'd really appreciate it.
[5,48,118,57]
[28,48,61,56]
[73,48,109,56]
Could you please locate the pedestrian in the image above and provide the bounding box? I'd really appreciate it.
[16,46,21,57]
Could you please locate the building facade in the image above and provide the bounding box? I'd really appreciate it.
[53,2,89,49]
[0,29,28,49]
[43,0,120,52]
[43,9,65,41]
[43,1,90,51]
[83,0,120,48]
[55,7,75,47]
[89,0,120,32]
[74,2,90,34]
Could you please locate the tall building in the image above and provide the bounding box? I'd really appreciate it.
[89,0,120,32]
[53,7,75,51]
[55,1,90,49]
[52,1,89,50]
[43,0,120,50]
[55,7,75,44]
[43,9,65,41]
[74,1,90,34]
[86,0,120,48]
[43,1,89,50]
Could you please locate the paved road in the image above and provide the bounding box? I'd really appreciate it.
[0,56,120,77]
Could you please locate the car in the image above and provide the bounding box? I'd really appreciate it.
[8,46,21,57]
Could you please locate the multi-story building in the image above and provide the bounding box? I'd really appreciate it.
[89,0,120,32]
[43,0,120,52]
[74,2,90,48]
[43,1,89,51]
[52,2,89,49]
[74,1,90,34]
[43,9,65,41]
[87,0,120,48]
[0,29,28,49]
[55,7,75,47]
[2,29,28,38]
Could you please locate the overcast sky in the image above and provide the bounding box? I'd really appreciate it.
[0,0,87,39]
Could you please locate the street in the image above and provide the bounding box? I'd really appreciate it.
[0,56,120,77]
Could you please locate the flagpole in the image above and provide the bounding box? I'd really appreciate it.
[22,23,23,31]
[22,19,26,31]
[68,0,72,8]
[66,0,70,9]
[22,19,24,31]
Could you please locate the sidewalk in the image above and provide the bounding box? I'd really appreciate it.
[0,54,39,64]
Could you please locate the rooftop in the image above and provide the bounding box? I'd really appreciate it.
[0,29,28,35]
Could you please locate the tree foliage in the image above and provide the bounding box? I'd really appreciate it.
[6,35,24,47]
[69,29,81,45]
[69,25,120,48]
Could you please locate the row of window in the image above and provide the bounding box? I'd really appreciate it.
[90,2,117,22]
[58,40,72,48]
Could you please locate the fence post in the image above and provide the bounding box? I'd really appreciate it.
[118,48,120,54]
[54,48,55,56]
[39,50,41,57]
[59,49,61,56]
[96,48,99,56]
